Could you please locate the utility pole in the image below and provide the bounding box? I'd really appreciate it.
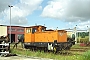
[8,5,13,43]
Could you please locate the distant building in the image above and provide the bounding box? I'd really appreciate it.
[7,26,24,43]
[0,25,24,43]
[65,28,89,43]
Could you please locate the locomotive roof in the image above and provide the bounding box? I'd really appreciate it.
[58,30,66,31]
[45,29,54,31]
[25,25,47,28]
[45,29,67,32]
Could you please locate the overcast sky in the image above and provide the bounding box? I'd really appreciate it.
[0,0,90,30]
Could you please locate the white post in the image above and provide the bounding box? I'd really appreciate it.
[89,28,90,42]
[79,32,80,43]
[87,26,90,42]
[73,27,77,44]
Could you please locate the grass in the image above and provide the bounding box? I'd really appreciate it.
[81,50,90,60]
[10,43,90,60]
[11,48,83,60]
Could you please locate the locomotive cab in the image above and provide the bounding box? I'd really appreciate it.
[26,25,46,33]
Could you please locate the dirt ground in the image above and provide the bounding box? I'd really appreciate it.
[0,56,53,60]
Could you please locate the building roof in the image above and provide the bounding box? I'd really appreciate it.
[64,28,87,32]
[0,25,7,26]
[7,25,25,28]
[0,24,25,28]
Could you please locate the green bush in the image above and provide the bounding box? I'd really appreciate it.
[82,50,90,60]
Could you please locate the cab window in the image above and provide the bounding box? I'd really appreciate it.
[32,28,36,33]
[26,28,31,33]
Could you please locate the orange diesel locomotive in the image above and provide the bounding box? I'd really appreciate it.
[24,25,75,52]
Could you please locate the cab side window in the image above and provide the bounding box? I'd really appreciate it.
[26,28,31,33]
[32,28,36,33]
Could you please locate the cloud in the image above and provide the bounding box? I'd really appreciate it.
[0,0,14,12]
[0,0,43,25]
[63,21,90,30]
[41,0,90,22]
[0,0,14,24]
[76,21,90,29]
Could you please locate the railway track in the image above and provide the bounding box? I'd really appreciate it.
[70,47,90,52]
[55,46,90,55]
[70,48,86,52]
